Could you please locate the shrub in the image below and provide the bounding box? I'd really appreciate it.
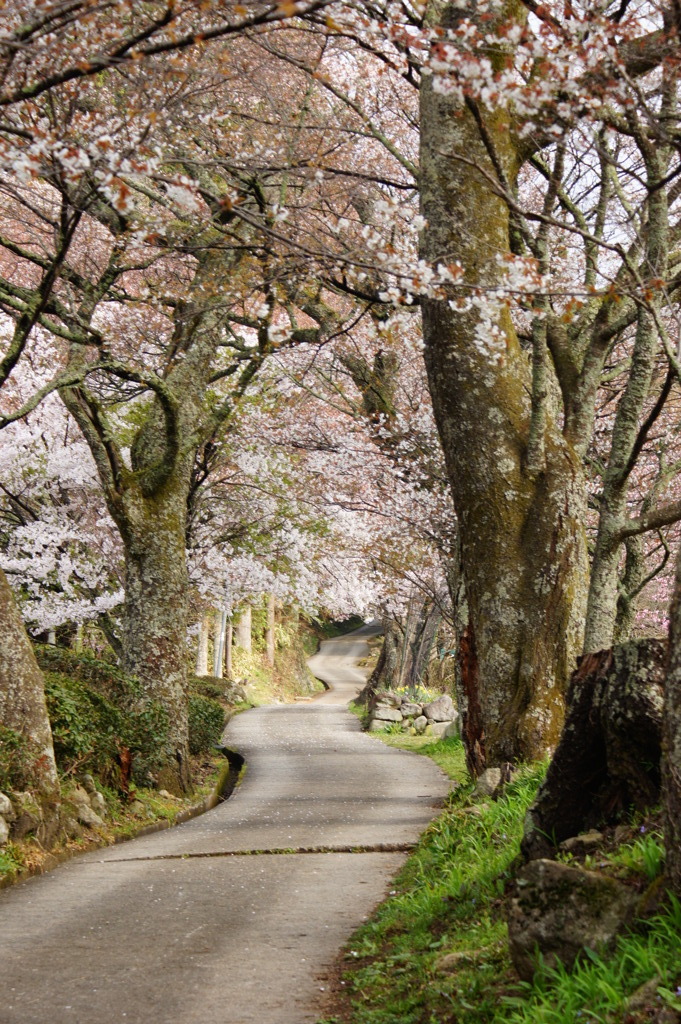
[0,725,32,792]
[35,645,138,701]
[188,675,226,700]
[188,694,225,755]
[44,672,168,786]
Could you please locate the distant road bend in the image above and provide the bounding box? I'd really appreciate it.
[0,623,449,1024]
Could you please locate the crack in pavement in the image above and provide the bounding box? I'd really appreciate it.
[97,841,417,862]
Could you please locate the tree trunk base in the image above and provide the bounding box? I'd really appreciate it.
[522,640,665,861]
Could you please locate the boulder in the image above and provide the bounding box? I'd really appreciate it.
[89,791,107,817]
[373,706,403,722]
[70,785,92,807]
[423,695,456,722]
[507,859,638,981]
[0,792,14,820]
[401,703,423,718]
[75,803,104,828]
[559,830,604,855]
[413,715,428,734]
[426,721,450,740]
[0,816,9,846]
[62,816,83,840]
[80,774,97,794]
[368,719,388,732]
[9,792,42,840]
[472,767,502,799]
[374,690,403,708]
[444,716,460,738]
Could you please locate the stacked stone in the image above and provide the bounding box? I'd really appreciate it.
[368,692,459,738]
[0,774,109,849]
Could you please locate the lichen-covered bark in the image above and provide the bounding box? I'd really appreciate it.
[0,568,60,810]
[118,486,191,793]
[419,12,589,767]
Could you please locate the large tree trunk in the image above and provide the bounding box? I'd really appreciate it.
[522,641,665,861]
[419,16,589,769]
[0,569,60,830]
[665,549,681,896]
[120,489,191,794]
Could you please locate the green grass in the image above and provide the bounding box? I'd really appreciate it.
[330,753,681,1024]
[375,733,467,781]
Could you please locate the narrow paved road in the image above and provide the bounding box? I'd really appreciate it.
[0,625,449,1024]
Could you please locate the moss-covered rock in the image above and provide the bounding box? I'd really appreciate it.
[508,858,639,981]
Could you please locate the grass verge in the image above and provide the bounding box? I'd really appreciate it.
[321,735,681,1024]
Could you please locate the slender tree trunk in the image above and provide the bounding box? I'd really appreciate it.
[664,547,681,895]
[195,611,210,676]
[357,615,402,703]
[614,535,646,644]
[265,593,276,668]
[404,600,441,691]
[225,620,233,678]
[0,569,60,820]
[420,43,589,769]
[235,604,252,653]
[213,608,226,678]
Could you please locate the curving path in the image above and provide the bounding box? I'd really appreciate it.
[0,625,449,1024]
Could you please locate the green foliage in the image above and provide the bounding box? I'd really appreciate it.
[0,841,25,881]
[188,694,225,755]
[36,644,139,702]
[44,672,168,786]
[499,897,681,1024]
[608,830,665,881]
[0,724,32,791]
[188,675,226,700]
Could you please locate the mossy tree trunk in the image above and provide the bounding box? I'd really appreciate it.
[0,568,60,818]
[60,249,263,793]
[419,7,589,768]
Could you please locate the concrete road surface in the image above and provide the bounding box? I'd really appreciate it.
[0,625,449,1024]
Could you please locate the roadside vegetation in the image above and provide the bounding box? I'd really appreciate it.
[320,736,681,1024]
[0,611,326,888]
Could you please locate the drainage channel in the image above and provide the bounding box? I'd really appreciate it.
[100,841,417,863]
